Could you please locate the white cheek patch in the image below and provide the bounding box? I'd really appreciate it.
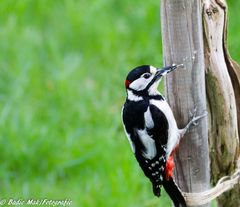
[150,65,157,75]
[129,77,149,91]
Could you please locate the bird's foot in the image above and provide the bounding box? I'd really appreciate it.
[189,107,208,126]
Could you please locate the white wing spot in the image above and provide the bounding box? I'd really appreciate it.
[137,129,157,159]
[159,156,164,161]
[144,107,154,129]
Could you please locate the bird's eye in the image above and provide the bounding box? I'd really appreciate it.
[143,73,151,79]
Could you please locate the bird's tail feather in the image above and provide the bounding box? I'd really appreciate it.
[152,183,161,197]
[162,177,186,207]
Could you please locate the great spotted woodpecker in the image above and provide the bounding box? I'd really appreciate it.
[122,65,206,207]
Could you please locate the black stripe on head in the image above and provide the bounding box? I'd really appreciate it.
[126,65,151,83]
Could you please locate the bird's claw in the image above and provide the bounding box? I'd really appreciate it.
[192,120,199,126]
[189,107,207,126]
[189,107,197,120]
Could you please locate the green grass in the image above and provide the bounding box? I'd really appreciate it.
[0,0,239,207]
[228,1,240,61]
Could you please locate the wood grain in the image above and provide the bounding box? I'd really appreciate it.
[161,1,210,206]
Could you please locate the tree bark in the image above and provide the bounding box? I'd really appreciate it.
[161,1,210,207]
[202,0,240,206]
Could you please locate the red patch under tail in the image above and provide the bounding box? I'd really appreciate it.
[165,145,179,180]
[165,155,174,180]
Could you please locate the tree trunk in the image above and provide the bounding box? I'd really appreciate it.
[202,0,240,206]
[161,1,210,207]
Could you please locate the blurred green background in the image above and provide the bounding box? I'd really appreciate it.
[0,0,239,207]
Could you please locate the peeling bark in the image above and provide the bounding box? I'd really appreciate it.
[202,0,240,206]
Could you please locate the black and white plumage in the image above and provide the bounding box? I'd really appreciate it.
[122,65,206,207]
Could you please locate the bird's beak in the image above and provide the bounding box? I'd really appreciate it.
[154,64,183,81]
[156,64,179,77]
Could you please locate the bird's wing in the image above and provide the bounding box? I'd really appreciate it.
[148,104,169,146]
[122,101,170,196]
[122,99,149,152]
[136,104,170,187]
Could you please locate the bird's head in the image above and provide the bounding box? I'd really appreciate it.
[125,64,178,96]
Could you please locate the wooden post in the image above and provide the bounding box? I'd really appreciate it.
[161,1,210,206]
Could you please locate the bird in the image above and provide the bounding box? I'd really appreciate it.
[121,64,207,207]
